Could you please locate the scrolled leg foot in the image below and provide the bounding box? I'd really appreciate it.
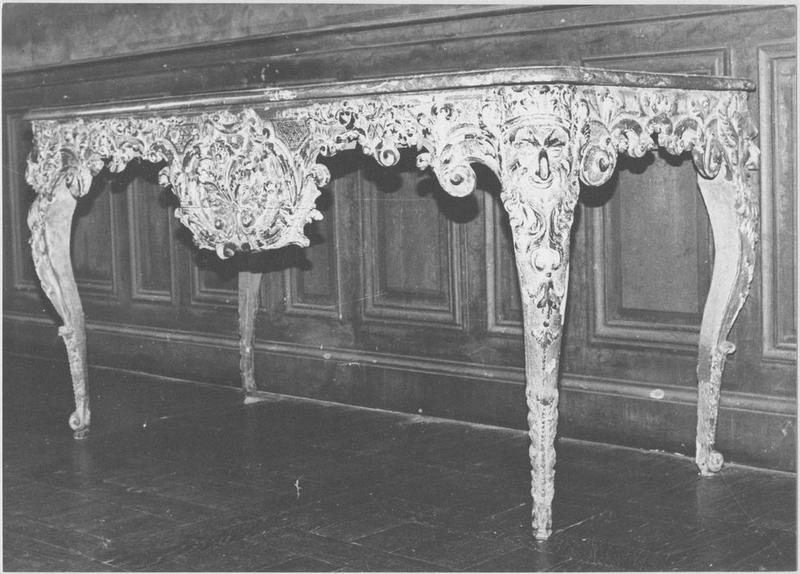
[69,410,91,439]
[697,448,725,476]
[695,169,757,476]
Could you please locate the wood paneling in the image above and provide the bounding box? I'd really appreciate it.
[127,175,177,303]
[485,194,523,336]
[4,115,37,291]
[360,159,465,327]
[190,252,239,307]
[3,5,796,471]
[3,7,792,109]
[583,50,723,350]
[586,167,713,349]
[759,43,797,363]
[583,48,728,75]
[71,174,119,297]
[284,189,342,319]
[1,5,527,72]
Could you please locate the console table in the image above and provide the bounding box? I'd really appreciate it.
[24,66,759,541]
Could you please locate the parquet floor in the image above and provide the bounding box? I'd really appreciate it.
[3,352,796,571]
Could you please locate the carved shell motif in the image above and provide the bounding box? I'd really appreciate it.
[26,111,328,258]
[165,110,326,258]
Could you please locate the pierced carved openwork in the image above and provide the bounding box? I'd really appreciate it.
[23,66,760,540]
[27,85,759,259]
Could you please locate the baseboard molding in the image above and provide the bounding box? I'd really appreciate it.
[6,311,791,416]
[5,311,796,471]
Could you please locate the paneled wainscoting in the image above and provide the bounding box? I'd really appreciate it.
[3,4,796,471]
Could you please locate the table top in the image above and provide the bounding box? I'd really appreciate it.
[25,65,755,121]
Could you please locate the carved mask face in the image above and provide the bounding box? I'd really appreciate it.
[510,121,570,186]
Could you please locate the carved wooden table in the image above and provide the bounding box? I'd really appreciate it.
[24,66,760,540]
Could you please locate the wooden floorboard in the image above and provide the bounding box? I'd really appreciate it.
[3,352,796,571]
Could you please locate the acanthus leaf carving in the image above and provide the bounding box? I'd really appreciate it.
[26,84,760,266]
[26,120,102,200]
[493,85,580,351]
[27,110,329,258]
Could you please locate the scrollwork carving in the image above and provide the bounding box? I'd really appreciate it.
[303,99,426,167]
[575,86,760,185]
[697,93,760,257]
[419,98,499,197]
[27,121,103,200]
[27,83,759,266]
[489,85,580,352]
[27,111,328,258]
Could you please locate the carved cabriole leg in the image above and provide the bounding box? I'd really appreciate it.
[694,171,757,475]
[238,270,263,403]
[27,178,91,439]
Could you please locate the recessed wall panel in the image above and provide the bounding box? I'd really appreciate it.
[361,160,463,326]
[285,190,341,317]
[759,44,797,362]
[128,179,176,301]
[584,49,724,349]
